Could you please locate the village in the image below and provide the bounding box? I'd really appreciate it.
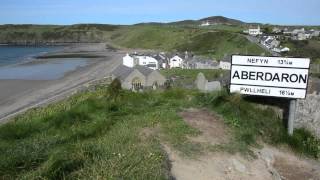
[244,25,320,53]
[109,51,231,91]
[110,23,320,92]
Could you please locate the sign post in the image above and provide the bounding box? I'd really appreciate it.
[288,99,296,135]
[230,55,310,135]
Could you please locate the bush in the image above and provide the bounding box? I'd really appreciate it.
[107,78,122,102]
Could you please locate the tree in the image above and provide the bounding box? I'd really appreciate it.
[263,26,273,34]
[107,78,122,102]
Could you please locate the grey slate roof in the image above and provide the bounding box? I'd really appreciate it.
[266,39,273,44]
[112,65,134,81]
[260,36,269,42]
[112,65,155,81]
[134,65,154,76]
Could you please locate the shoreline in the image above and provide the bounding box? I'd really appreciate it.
[0,43,124,123]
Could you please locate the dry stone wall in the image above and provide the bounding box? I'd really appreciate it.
[295,92,320,138]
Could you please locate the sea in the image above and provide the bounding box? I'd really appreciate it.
[0,46,88,80]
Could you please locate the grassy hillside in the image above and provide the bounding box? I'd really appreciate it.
[1,85,319,179]
[0,24,119,44]
[0,23,265,59]
[199,16,245,26]
[110,25,203,51]
[110,25,266,59]
[176,31,266,59]
[282,39,320,62]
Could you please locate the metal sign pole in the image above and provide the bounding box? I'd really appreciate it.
[288,99,297,136]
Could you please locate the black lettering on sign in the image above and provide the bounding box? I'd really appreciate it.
[232,70,308,84]
[233,71,240,79]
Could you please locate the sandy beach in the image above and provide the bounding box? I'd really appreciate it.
[0,43,124,123]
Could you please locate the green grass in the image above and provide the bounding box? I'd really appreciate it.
[0,88,199,179]
[282,39,320,60]
[1,85,319,179]
[0,24,119,44]
[110,25,204,51]
[0,24,266,59]
[198,24,245,33]
[110,25,267,59]
[196,90,320,157]
[176,31,267,59]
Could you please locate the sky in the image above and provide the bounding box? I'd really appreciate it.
[0,0,319,25]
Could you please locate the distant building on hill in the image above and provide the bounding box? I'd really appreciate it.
[200,21,211,26]
[246,26,262,36]
[111,65,166,91]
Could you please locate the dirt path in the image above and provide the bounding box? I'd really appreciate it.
[164,108,320,180]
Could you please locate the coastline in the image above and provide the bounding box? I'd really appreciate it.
[0,43,124,123]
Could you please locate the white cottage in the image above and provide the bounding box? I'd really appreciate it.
[219,61,231,70]
[135,56,159,70]
[122,53,159,70]
[123,53,136,68]
[248,26,262,36]
[169,55,184,68]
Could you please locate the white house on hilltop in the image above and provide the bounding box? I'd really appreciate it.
[200,21,210,27]
[169,55,184,68]
[248,26,262,36]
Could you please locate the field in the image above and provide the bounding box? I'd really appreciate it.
[1,83,319,179]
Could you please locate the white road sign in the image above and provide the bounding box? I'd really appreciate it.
[230,55,310,99]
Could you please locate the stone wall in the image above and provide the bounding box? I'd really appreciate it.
[295,92,320,138]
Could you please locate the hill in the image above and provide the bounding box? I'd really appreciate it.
[165,16,245,26]
[0,24,120,45]
[110,25,267,59]
[176,31,266,59]
[199,16,245,25]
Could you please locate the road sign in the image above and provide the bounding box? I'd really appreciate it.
[230,55,310,99]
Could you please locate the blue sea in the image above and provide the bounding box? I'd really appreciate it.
[0,46,89,80]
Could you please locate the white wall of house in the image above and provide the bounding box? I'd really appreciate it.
[123,54,159,70]
[200,21,210,26]
[248,26,262,36]
[169,55,184,68]
[281,47,290,52]
[123,54,135,68]
[136,56,159,70]
[219,61,231,70]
